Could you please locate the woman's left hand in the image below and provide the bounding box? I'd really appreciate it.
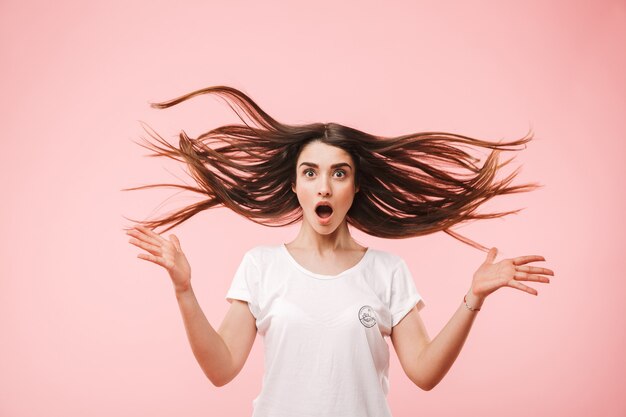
[469,247,554,301]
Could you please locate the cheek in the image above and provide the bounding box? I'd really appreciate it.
[293,184,314,205]
[337,186,356,207]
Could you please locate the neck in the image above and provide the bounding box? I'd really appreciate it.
[288,219,358,255]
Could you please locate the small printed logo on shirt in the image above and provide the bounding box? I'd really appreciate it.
[358,305,377,328]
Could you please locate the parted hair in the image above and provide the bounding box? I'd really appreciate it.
[122,85,540,251]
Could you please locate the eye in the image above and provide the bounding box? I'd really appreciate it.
[334,170,347,178]
[302,168,347,178]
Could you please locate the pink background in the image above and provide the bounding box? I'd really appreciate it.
[1,1,624,416]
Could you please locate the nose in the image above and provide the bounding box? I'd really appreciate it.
[317,174,332,197]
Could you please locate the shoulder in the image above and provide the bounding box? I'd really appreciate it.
[365,247,407,270]
[240,244,283,267]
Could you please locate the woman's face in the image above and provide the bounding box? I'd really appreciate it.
[292,141,359,234]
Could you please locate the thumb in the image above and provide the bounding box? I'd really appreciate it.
[485,247,498,264]
[169,234,182,251]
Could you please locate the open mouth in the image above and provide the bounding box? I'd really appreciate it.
[315,204,333,219]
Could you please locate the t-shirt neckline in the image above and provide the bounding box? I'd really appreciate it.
[280,243,370,280]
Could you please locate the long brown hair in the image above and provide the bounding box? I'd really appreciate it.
[122,85,540,251]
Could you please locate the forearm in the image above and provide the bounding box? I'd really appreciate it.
[175,285,233,386]
[415,290,484,390]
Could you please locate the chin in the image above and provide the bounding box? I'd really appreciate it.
[315,226,339,235]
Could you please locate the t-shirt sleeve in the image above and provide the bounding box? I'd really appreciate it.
[225,251,261,319]
[390,258,425,327]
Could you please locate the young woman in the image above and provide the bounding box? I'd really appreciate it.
[124,86,555,417]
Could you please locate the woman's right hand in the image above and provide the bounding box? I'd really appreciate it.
[126,225,192,292]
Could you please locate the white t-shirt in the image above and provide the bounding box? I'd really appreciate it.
[225,244,425,417]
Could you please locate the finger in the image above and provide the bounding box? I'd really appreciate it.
[137,252,166,267]
[126,228,162,247]
[135,225,166,243]
[512,255,546,266]
[513,271,551,283]
[485,247,498,264]
[516,265,554,276]
[507,279,538,295]
[128,237,162,257]
[137,252,174,269]
[170,234,182,251]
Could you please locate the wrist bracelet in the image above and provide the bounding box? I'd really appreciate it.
[463,293,481,311]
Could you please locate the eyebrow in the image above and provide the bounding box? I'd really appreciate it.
[298,162,352,170]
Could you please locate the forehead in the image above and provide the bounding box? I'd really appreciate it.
[297,141,353,164]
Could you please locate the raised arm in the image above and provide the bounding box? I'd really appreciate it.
[391,247,555,391]
[126,225,257,387]
[175,287,257,386]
